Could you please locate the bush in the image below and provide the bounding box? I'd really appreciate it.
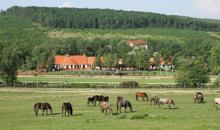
[120,81,139,88]
[130,114,149,120]
[214,76,220,87]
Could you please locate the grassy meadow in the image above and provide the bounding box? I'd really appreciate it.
[0,88,220,130]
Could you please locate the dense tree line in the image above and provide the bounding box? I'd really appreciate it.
[2,6,220,31]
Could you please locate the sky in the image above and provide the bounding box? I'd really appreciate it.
[0,0,220,19]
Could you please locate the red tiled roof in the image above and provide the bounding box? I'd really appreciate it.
[54,55,93,65]
[128,40,145,45]
[87,57,96,65]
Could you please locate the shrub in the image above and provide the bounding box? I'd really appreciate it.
[130,114,149,120]
[120,81,139,88]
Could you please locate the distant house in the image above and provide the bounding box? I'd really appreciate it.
[127,40,148,50]
[54,55,96,70]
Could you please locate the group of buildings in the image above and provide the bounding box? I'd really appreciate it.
[54,40,174,71]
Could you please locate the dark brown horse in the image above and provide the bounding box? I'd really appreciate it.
[193,92,204,103]
[34,102,53,116]
[136,92,148,101]
[88,95,109,106]
[62,102,73,116]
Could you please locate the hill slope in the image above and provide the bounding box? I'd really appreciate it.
[3,6,220,31]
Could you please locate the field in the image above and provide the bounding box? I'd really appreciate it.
[1,88,220,130]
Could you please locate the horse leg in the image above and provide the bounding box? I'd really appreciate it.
[42,109,45,115]
[35,109,38,116]
[46,109,48,115]
[125,106,127,113]
[62,108,63,116]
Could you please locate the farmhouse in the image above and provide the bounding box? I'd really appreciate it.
[127,40,148,50]
[54,55,95,70]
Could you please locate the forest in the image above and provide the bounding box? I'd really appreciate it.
[2,6,220,31]
[0,6,220,86]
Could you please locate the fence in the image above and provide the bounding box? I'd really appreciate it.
[0,81,215,88]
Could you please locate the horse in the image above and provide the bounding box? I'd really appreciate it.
[34,102,53,116]
[100,101,112,115]
[193,92,204,103]
[87,96,96,106]
[213,98,220,109]
[150,96,159,105]
[158,98,175,109]
[88,95,109,106]
[62,102,73,116]
[136,92,148,101]
[117,100,133,113]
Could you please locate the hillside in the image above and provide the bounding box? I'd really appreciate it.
[0,11,220,85]
[2,6,220,31]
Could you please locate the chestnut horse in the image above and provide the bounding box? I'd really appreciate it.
[34,102,53,116]
[136,92,148,101]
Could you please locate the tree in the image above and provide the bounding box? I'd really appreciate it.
[176,59,210,87]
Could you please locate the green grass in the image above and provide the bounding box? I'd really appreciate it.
[17,75,176,84]
[0,88,220,130]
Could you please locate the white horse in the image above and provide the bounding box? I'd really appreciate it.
[158,98,175,109]
[214,98,220,109]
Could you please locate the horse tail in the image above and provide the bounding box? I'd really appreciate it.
[135,93,138,100]
[48,104,53,114]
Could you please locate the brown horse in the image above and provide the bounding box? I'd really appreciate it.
[136,92,148,101]
[62,102,73,116]
[34,102,53,116]
[193,92,204,103]
[158,98,175,109]
[100,101,112,115]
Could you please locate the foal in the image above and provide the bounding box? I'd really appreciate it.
[100,101,112,115]
[62,102,73,116]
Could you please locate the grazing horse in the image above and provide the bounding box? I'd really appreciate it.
[34,102,53,116]
[87,96,96,106]
[88,95,109,106]
[62,102,73,116]
[193,92,204,103]
[136,92,148,101]
[150,96,159,105]
[158,98,175,109]
[213,98,220,109]
[117,100,133,113]
[100,101,112,115]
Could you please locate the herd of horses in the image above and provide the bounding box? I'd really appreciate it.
[34,91,220,116]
